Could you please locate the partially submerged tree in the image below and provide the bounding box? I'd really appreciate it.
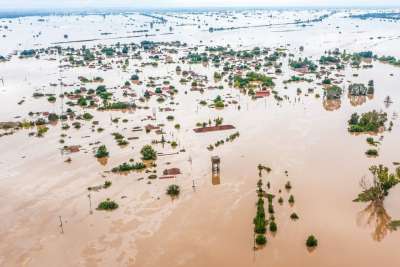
[97,199,118,210]
[166,184,180,197]
[306,235,318,248]
[141,145,157,160]
[354,165,400,202]
[95,145,109,158]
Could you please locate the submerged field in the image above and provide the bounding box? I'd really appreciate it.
[0,8,400,267]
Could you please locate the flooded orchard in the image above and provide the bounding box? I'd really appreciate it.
[0,8,400,267]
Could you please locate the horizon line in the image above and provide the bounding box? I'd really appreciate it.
[0,5,400,12]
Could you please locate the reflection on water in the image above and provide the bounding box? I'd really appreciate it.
[96,157,108,166]
[384,96,393,108]
[212,173,221,185]
[356,200,392,242]
[323,98,341,111]
[347,94,374,107]
[211,156,221,185]
[349,95,367,107]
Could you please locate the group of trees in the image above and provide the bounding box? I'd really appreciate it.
[141,145,157,160]
[95,145,109,158]
[96,144,157,161]
[234,71,275,89]
[325,85,342,100]
[283,75,313,84]
[289,57,317,72]
[97,199,118,210]
[348,83,374,96]
[319,55,340,64]
[348,110,388,133]
[187,52,208,63]
[378,55,400,66]
[254,179,267,245]
[111,162,146,173]
[213,95,225,108]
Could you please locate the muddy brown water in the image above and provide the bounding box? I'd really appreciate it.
[0,9,400,267]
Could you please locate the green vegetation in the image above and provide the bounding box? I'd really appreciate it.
[269,221,277,232]
[348,111,387,133]
[366,137,379,146]
[257,164,271,176]
[285,181,292,190]
[319,55,340,64]
[112,131,125,140]
[95,145,109,158]
[72,121,81,129]
[354,165,400,202]
[365,149,378,157]
[325,85,342,100]
[283,75,313,84]
[82,112,93,120]
[348,83,369,96]
[141,145,157,160]
[48,113,59,122]
[97,199,118,211]
[288,195,295,204]
[306,235,318,248]
[77,97,88,106]
[234,72,274,88]
[388,220,400,231]
[111,162,146,172]
[101,47,115,56]
[95,85,112,102]
[268,203,274,214]
[83,49,95,61]
[61,123,70,130]
[378,55,400,66]
[255,234,267,245]
[99,102,132,110]
[117,139,129,146]
[20,49,37,58]
[290,212,299,220]
[36,126,49,137]
[289,57,317,72]
[213,95,224,108]
[226,132,240,142]
[214,72,222,80]
[166,184,180,196]
[356,51,373,58]
[104,181,112,188]
[254,179,267,248]
[187,52,208,63]
[322,78,331,85]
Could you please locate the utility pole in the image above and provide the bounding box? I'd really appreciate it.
[88,193,93,214]
[59,216,64,234]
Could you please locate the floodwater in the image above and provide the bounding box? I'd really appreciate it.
[0,8,400,267]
